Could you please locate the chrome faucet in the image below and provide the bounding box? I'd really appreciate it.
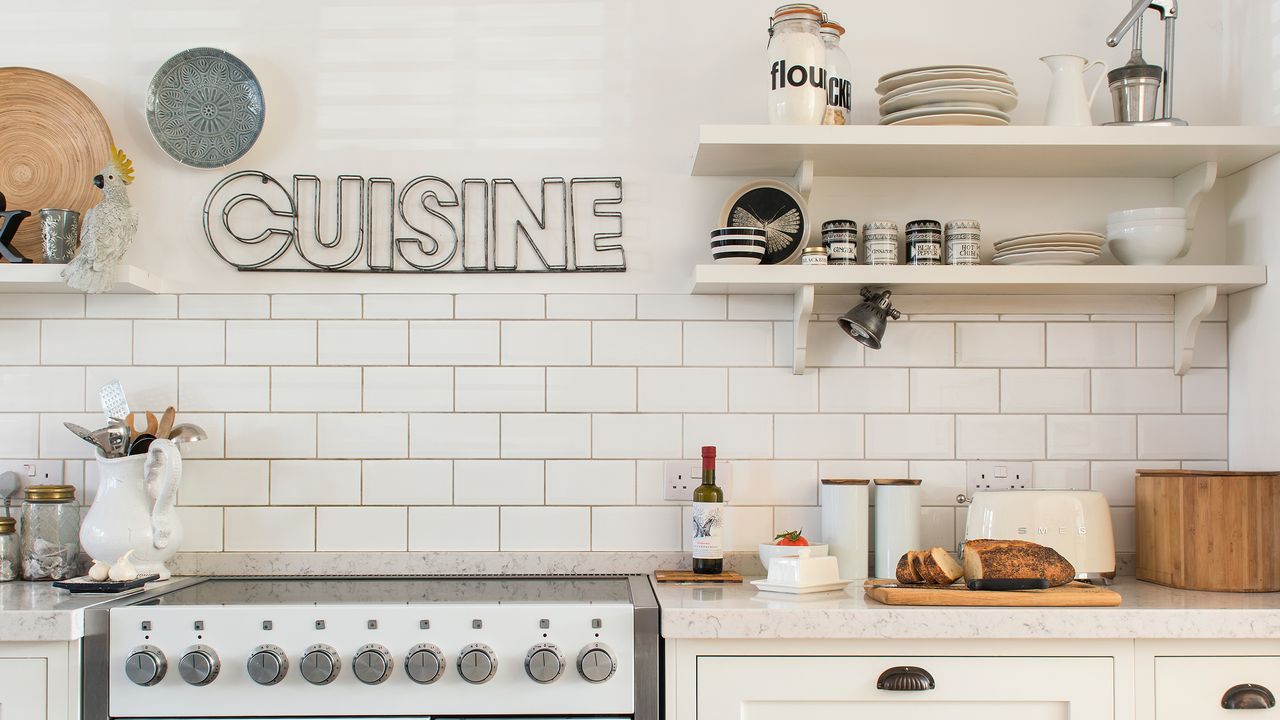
[1105,0,1183,123]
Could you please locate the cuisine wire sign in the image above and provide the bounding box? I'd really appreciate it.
[203,171,626,273]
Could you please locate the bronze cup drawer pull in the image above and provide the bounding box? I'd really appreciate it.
[1223,683,1277,710]
[876,666,935,692]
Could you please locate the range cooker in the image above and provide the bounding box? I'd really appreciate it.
[83,575,660,720]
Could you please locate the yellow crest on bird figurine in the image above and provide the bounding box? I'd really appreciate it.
[110,146,135,185]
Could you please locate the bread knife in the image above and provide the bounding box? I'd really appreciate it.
[966,578,1050,591]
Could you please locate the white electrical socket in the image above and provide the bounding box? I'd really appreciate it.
[966,461,1034,498]
[663,460,731,501]
[0,460,64,496]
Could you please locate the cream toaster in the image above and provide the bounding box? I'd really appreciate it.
[964,489,1116,582]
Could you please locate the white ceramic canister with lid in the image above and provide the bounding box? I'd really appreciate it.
[820,478,869,578]
[819,20,852,125]
[767,6,827,124]
[873,478,921,578]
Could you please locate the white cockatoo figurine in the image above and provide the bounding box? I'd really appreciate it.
[62,147,138,293]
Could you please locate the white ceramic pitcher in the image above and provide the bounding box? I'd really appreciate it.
[79,439,183,579]
[1041,54,1108,126]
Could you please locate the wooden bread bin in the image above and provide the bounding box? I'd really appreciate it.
[1136,469,1280,592]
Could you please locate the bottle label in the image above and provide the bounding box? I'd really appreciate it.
[691,502,724,559]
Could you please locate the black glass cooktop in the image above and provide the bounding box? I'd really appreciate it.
[149,577,634,606]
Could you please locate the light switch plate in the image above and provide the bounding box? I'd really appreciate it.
[0,460,64,507]
[663,460,731,502]
[966,461,1034,498]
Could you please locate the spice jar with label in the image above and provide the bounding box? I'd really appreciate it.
[19,484,79,580]
[821,219,858,264]
[802,245,829,265]
[905,219,943,265]
[819,20,852,125]
[863,221,900,265]
[766,5,827,125]
[945,219,981,265]
[0,517,17,582]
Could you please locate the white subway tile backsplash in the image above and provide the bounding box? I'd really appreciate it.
[684,322,772,366]
[774,414,863,460]
[1091,369,1180,413]
[1031,461,1089,489]
[592,507,681,550]
[362,294,453,319]
[773,507,822,542]
[501,321,590,365]
[86,295,177,319]
[547,367,636,412]
[272,367,362,411]
[1182,369,1227,413]
[956,415,1045,459]
[592,414,681,458]
[910,369,999,413]
[318,321,408,365]
[171,413,225,459]
[683,414,772,459]
[0,368,82,411]
[410,321,499,365]
[865,414,954,459]
[317,413,407,458]
[1001,369,1089,413]
[362,367,452,411]
[42,320,131,365]
[1136,323,1174,367]
[501,507,589,550]
[0,321,39,364]
[0,414,38,458]
[1090,460,1178,505]
[409,507,499,551]
[174,507,223,552]
[1138,415,1227,460]
[1046,415,1136,459]
[179,460,270,506]
[638,295,726,320]
[636,368,725,412]
[1192,322,1228,367]
[921,506,957,551]
[546,294,635,319]
[409,413,499,458]
[454,460,544,504]
[271,460,361,505]
[728,295,792,320]
[1047,323,1135,367]
[226,414,317,458]
[729,368,818,412]
[819,368,909,412]
[226,321,317,365]
[180,295,270,319]
[362,460,452,505]
[180,367,270,411]
[592,321,682,366]
[864,323,953,367]
[224,507,314,551]
[85,367,177,412]
[135,320,224,365]
[908,460,967,505]
[956,323,1044,367]
[1111,507,1137,553]
[455,294,544,319]
[805,322,865,367]
[0,294,83,319]
[455,367,544,411]
[819,459,909,482]
[501,414,590,458]
[728,460,817,505]
[546,460,635,504]
[39,413,99,459]
[273,294,362,319]
[317,507,407,551]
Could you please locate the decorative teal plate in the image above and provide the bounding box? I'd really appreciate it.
[146,47,265,169]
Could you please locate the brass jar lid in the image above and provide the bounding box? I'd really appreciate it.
[24,484,76,503]
[873,478,922,486]
[0,517,14,533]
[822,478,870,485]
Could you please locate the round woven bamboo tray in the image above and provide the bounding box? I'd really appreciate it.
[0,67,113,262]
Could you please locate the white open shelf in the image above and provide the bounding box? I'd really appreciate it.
[0,263,163,294]
[692,264,1267,376]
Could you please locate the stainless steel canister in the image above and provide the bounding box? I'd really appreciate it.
[1107,63,1162,124]
[39,208,80,264]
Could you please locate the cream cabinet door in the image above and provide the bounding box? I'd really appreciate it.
[697,656,1114,720]
[0,657,48,720]
[1156,656,1280,719]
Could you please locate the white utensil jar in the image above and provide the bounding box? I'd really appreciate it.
[820,479,870,578]
[873,478,922,578]
[767,7,827,124]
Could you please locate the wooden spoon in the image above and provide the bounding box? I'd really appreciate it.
[156,406,176,441]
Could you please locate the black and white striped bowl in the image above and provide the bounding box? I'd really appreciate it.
[710,227,767,265]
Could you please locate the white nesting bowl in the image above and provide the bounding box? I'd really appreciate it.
[1107,218,1187,266]
[759,542,828,568]
[1106,206,1186,225]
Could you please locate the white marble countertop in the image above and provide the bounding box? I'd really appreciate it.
[656,577,1280,640]
[0,579,185,642]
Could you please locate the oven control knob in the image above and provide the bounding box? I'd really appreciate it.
[524,643,565,684]
[300,644,341,685]
[577,643,617,683]
[247,644,288,686]
[178,644,221,686]
[125,645,167,686]
[353,644,394,685]
[405,644,445,685]
[457,643,497,684]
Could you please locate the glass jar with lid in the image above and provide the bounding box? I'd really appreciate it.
[0,517,17,582]
[819,20,852,125]
[767,5,827,124]
[19,484,79,580]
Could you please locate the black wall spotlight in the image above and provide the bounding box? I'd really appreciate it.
[837,287,901,350]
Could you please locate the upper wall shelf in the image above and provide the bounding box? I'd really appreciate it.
[691,125,1280,179]
[0,263,163,294]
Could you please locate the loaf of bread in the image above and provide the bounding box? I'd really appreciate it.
[895,547,962,585]
[962,539,1075,587]
[895,551,922,584]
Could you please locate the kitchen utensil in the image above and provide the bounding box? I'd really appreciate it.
[820,478,870,579]
[0,67,114,261]
[63,422,109,454]
[146,47,265,168]
[879,85,1018,115]
[79,439,184,580]
[127,433,156,456]
[101,420,131,458]
[1137,470,1280,592]
[967,578,1051,591]
[719,180,809,265]
[52,572,160,594]
[125,411,159,439]
[758,542,829,568]
[964,489,1116,582]
[99,380,130,421]
[38,208,79,264]
[1107,63,1162,124]
[156,407,176,440]
[1105,0,1186,125]
[168,423,208,447]
[654,569,744,583]
[873,479,921,578]
[1040,54,1108,126]
[863,579,1121,607]
[1106,219,1187,265]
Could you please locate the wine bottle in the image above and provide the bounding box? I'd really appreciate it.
[692,445,724,574]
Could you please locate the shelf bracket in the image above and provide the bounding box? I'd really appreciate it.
[1173,285,1217,375]
[1174,160,1217,233]
[792,284,815,375]
[792,159,814,203]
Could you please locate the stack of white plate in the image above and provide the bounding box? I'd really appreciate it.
[876,65,1017,126]
[992,232,1105,265]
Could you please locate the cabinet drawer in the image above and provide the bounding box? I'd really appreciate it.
[0,657,48,719]
[1157,656,1280,718]
[697,655,1113,720]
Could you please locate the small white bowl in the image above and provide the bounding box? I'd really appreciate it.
[1107,220,1187,265]
[759,542,828,568]
[1106,206,1186,225]
[766,553,841,587]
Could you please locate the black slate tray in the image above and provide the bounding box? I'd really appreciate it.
[53,573,160,594]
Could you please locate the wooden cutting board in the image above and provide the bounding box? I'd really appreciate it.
[655,570,744,583]
[863,579,1121,607]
